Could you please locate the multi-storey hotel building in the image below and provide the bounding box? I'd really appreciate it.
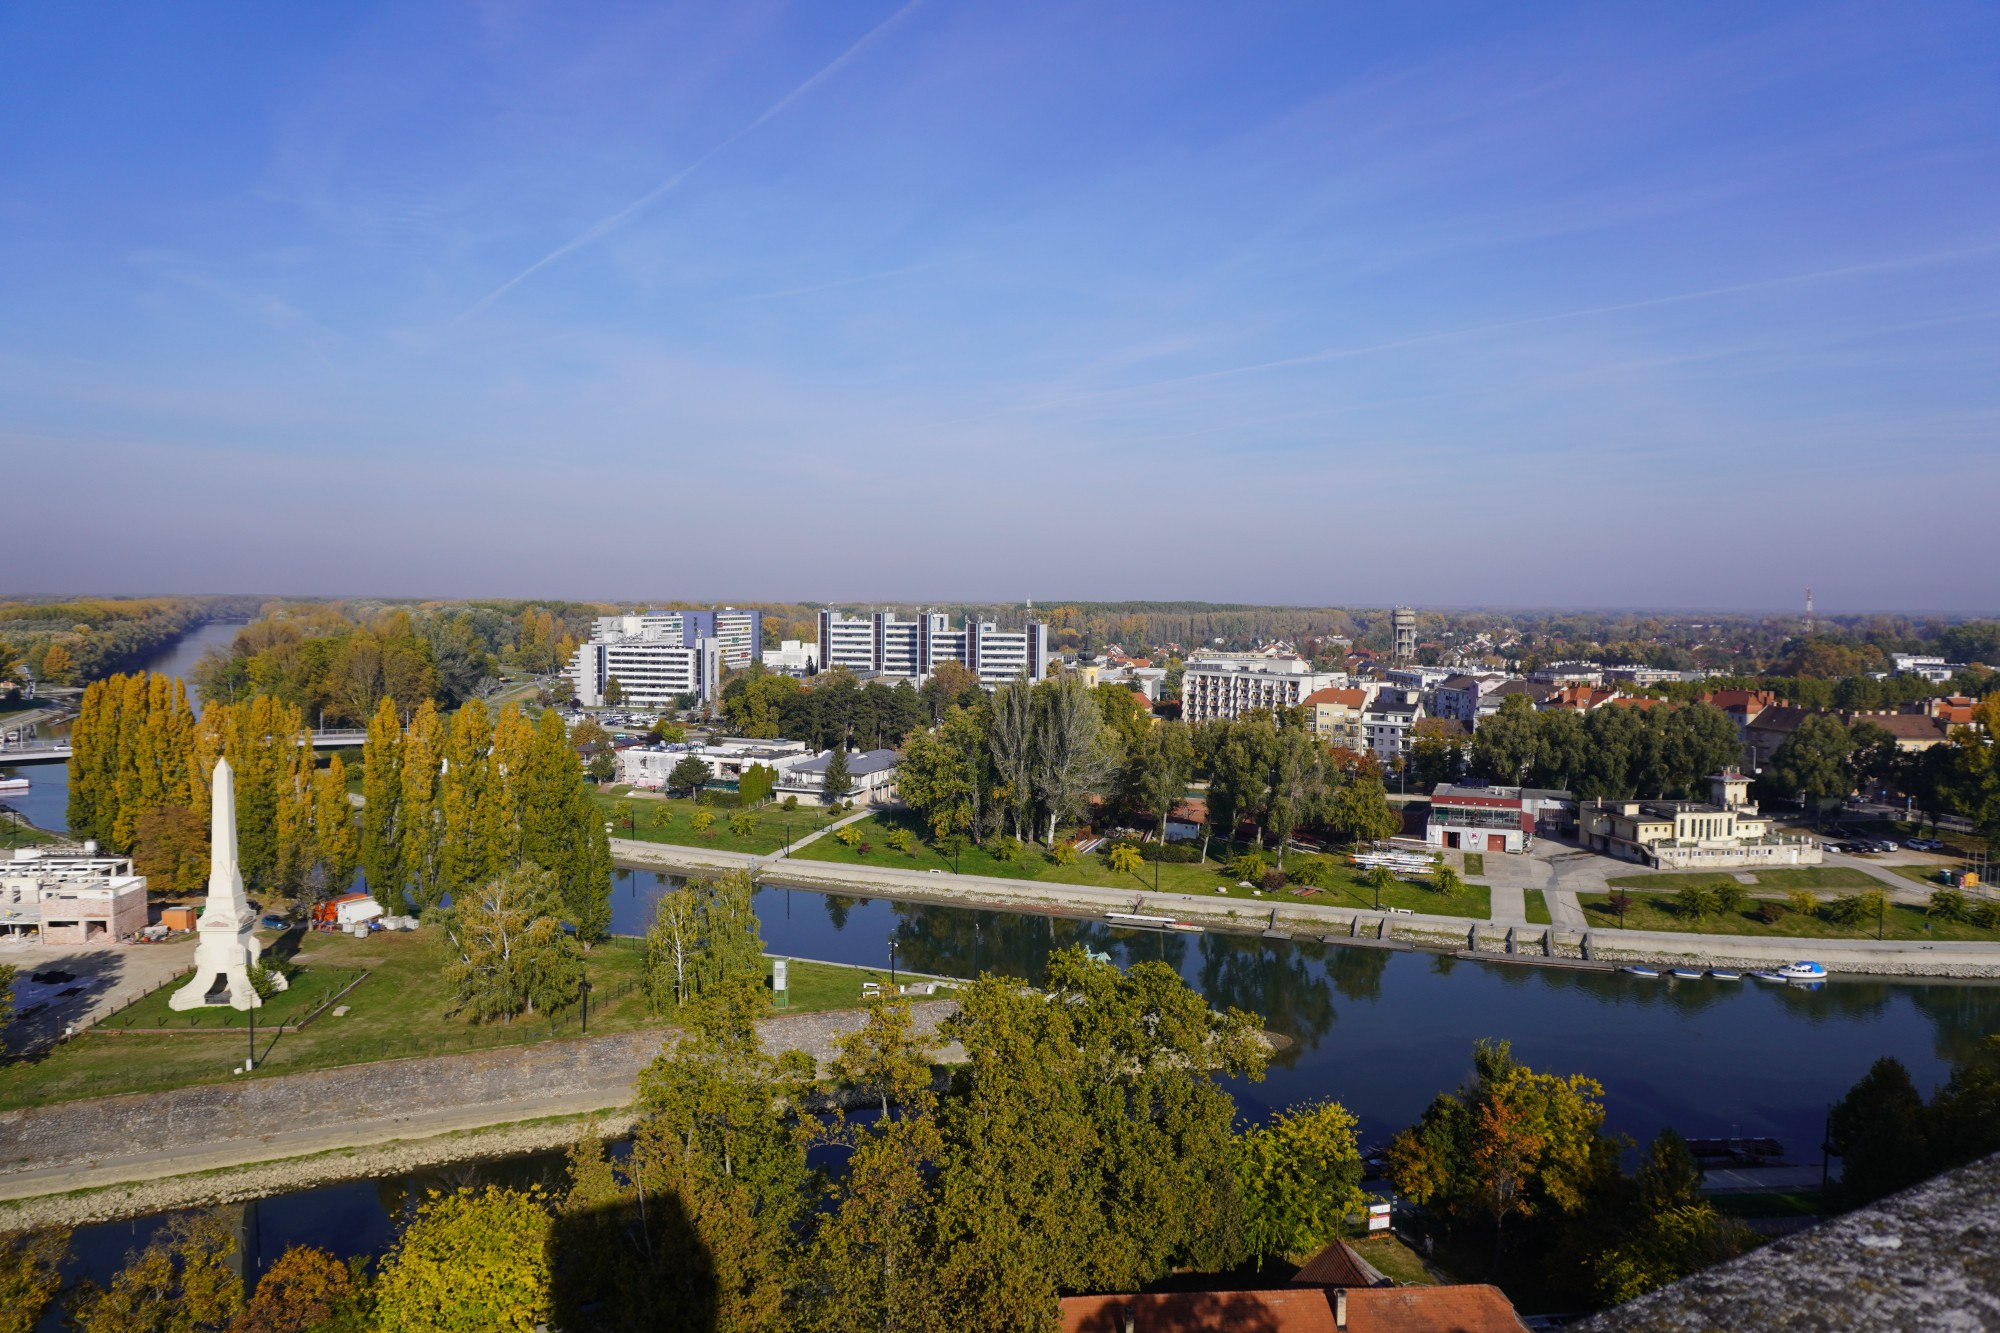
[814,611,1050,688]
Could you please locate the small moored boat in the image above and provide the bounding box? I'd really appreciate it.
[1778,960,1828,982]
[1669,968,1704,980]
[1708,970,1742,981]
[1624,965,1662,978]
[0,777,29,794]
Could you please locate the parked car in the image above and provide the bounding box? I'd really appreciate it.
[259,914,288,930]
[1906,837,1945,852]
[1873,840,1898,853]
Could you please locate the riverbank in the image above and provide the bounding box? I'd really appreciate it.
[0,1001,961,1222]
[613,838,2000,978]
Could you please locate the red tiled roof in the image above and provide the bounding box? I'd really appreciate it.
[1304,687,1367,708]
[1060,1285,1527,1333]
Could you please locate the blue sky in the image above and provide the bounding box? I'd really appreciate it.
[3,1,1996,611]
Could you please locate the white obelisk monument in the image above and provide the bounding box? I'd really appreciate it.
[170,756,288,1011]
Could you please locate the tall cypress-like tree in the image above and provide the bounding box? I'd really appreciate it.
[314,755,359,897]
[360,696,403,897]
[438,699,494,904]
[399,700,446,913]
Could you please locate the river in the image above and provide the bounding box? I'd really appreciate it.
[0,620,242,836]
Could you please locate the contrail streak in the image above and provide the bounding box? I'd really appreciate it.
[460,1,923,319]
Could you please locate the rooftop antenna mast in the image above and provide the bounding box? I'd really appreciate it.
[1805,588,1815,637]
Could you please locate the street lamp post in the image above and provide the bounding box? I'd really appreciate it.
[580,971,592,1035]
[889,939,899,989]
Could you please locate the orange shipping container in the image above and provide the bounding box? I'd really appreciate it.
[159,906,198,931]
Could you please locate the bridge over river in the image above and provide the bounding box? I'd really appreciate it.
[0,729,370,767]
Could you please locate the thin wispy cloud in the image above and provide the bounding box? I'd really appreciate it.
[458,1,924,321]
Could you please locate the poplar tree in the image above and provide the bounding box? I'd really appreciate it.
[313,755,358,897]
[690,870,768,1018]
[399,700,446,913]
[360,696,403,897]
[438,699,494,904]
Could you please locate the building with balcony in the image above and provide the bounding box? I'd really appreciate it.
[593,608,763,669]
[1301,686,1369,752]
[1181,654,1347,724]
[814,611,1049,688]
[570,633,722,709]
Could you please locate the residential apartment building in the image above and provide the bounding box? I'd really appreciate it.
[570,633,722,709]
[593,608,763,669]
[1363,689,1425,766]
[1180,654,1347,724]
[814,611,1050,688]
[1301,686,1369,752]
[1430,673,1510,727]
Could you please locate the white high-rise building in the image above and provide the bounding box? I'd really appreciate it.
[571,634,721,708]
[590,608,762,669]
[1180,654,1348,724]
[815,610,1050,688]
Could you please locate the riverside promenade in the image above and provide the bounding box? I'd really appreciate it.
[612,834,2000,980]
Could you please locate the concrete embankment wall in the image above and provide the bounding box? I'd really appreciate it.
[612,838,2000,979]
[0,1002,959,1222]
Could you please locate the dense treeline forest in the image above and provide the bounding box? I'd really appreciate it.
[65,674,611,938]
[0,595,261,684]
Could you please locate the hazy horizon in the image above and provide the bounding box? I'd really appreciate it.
[5,3,1997,610]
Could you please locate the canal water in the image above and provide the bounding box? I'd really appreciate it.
[1,619,242,837]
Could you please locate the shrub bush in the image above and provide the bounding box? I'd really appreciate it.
[1930,888,1970,923]
[1288,855,1333,887]
[986,836,1021,862]
[1714,884,1747,915]
[1140,841,1202,863]
[1227,851,1268,882]
[1049,842,1077,866]
[1755,901,1786,924]
[1786,889,1820,917]
[1260,869,1288,891]
[1107,843,1145,875]
[886,828,915,855]
[857,841,872,857]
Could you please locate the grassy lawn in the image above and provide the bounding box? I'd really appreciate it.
[1463,853,1485,877]
[0,930,887,1110]
[0,821,60,848]
[793,811,1491,919]
[1892,863,1974,889]
[1605,867,1878,892]
[593,788,842,856]
[1524,890,1552,925]
[102,967,366,1030]
[1579,892,2000,942]
[1709,1189,1827,1220]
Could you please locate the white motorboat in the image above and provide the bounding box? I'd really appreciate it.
[0,777,29,794]
[1708,970,1742,981]
[1669,969,1704,980]
[1624,965,1662,978]
[1777,960,1828,982]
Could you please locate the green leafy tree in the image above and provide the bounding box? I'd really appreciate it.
[689,870,768,1017]
[886,826,915,854]
[644,884,700,1011]
[1121,720,1197,842]
[1328,779,1399,847]
[1107,842,1144,875]
[442,865,585,1024]
[1234,1100,1367,1262]
[830,994,938,1119]
[728,811,757,838]
[988,682,1038,840]
[1829,1057,1932,1205]
[398,700,446,913]
[373,1187,552,1333]
[1473,694,1540,783]
[926,951,1266,1326]
[1432,864,1464,896]
[1770,714,1853,822]
[1029,675,1115,845]
[669,755,711,799]
[360,695,404,900]
[822,746,854,804]
[0,1229,66,1333]
[602,676,624,706]
[312,755,358,898]
[68,1211,242,1333]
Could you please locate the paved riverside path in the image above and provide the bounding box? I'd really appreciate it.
[0,1001,960,1204]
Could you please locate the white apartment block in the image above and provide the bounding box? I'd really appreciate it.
[592,608,763,670]
[1179,654,1348,724]
[815,611,1050,688]
[1363,688,1425,766]
[571,635,721,709]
